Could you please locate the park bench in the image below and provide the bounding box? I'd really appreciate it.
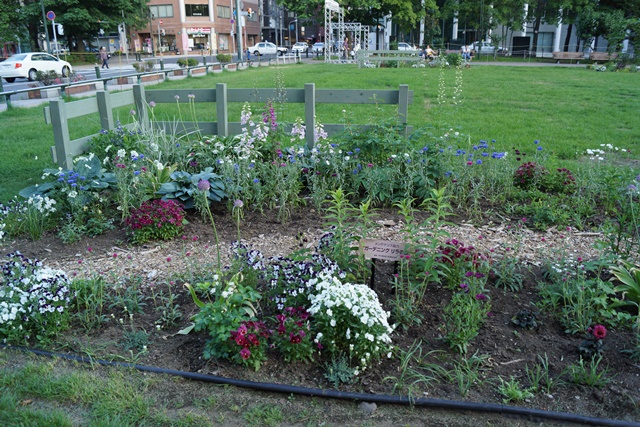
[590,52,619,62]
[552,51,584,64]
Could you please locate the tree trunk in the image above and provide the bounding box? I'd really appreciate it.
[564,23,573,52]
[531,16,542,57]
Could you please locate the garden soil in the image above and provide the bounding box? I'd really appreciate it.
[2,206,639,426]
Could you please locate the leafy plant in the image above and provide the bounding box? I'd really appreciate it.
[525,353,565,394]
[497,376,534,403]
[187,272,261,361]
[177,58,198,68]
[442,290,491,354]
[132,61,155,72]
[156,167,225,209]
[579,324,608,357]
[120,329,150,352]
[125,199,187,244]
[323,353,355,389]
[512,309,540,330]
[566,356,613,388]
[610,261,640,310]
[229,320,272,371]
[216,54,232,63]
[35,70,61,86]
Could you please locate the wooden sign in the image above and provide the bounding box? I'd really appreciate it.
[360,239,405,261]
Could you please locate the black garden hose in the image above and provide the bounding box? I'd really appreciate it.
[1,344,638,427]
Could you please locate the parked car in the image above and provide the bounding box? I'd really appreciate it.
[248,42,288,56]
[292,42,309,53]
[397,42,418,51]
[311,42,325,54]
[471,41,505,55]
[0,52,72,83]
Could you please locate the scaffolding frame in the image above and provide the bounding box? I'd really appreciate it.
[324,0,369,64]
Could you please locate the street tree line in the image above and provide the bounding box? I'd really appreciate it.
[1,0,638,53]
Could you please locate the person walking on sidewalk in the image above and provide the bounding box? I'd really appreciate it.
[100,47,110,69]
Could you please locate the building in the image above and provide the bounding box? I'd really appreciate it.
[130,0,261,55]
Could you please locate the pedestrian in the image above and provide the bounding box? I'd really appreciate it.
[342,37,349,60]
[100,47,109,69]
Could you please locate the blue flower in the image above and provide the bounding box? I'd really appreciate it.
[534,140,539,144]
[57,178,64,182]
[347,151,353,155]
[491,152,506,159]
[253,178,260,183]
[445,171,453,177]
[476,159,482,165]
[481,152,489,157]
[439,148,444,153]
[537,146,543,151]
[134,170,140,176]
[352,169,358,174]
[355,148,360,153]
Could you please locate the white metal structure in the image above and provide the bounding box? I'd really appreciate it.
[323,0,369,64]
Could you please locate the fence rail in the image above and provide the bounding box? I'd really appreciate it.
[45,83,413,169]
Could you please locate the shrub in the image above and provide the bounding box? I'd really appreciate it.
[216,54,232,63]
[513,161,548,190]
[132,61,155,72]
[0,252,72,345]
[36,70,61,86]
[177,58,198,68]
[446,52,462,67]
[125,199,187,244]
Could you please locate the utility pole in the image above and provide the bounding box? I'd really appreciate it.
[235,0,244,60]
[40,0,50,53]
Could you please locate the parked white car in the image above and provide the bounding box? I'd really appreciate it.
[248,42,288,56]
[291,42,309,53]
[0,52,72,83]
[311,42,325,54]
[471,41,506,55]
[397,42,418,51]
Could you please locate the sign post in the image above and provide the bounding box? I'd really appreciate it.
[46,11,59,58]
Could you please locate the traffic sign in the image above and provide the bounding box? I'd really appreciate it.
[46,11,55,21]
[230,19,234,24]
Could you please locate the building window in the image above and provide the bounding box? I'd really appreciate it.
[149,5,174,18]
[288,11,295,18]
[218,33,230,51]
[186,4,209,17]
[217,5,230,19]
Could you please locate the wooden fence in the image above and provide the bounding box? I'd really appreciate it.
[45,83,413,169]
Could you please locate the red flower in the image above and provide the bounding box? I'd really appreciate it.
[239,348,251,360]
[592,324,607,340]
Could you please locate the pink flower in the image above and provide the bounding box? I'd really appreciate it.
[592,324,607,340]
[239,348,251,360]
[166,257,171,262]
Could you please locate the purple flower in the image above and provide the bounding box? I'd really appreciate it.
[234,199,244,208]
[149,101,156,108]
[475,293,487,301]
[197,179,211,191]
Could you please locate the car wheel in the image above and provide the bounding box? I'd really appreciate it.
[5,77,16,83]
[61,66,70,77]
[28,69,38,81]
[253,51,260,56]
[278,51,284,56]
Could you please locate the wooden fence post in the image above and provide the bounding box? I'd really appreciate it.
[304,83,316,150]
[398,84,409,125]
[133,85,149,129]
[216,83,228,137]
[96,91,114,131]
[49,99,73,169]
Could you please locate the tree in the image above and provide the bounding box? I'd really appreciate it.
[526,0,565,55]
[492,0,528,51]
[0,0,23,44]
[18,0,149,52]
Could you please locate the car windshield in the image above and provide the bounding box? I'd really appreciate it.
[6,54,27,62]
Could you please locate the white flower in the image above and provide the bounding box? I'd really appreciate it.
[117,149,126,158]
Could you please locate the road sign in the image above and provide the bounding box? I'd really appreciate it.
[230,19,234,24]
[46,11,55,21]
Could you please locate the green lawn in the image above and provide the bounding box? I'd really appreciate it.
[1,63,638,203]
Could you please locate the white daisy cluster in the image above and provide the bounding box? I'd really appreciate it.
[308,273,394,374]
[585,144,629,161]
[0,252,71,343]
[27,194,56,215]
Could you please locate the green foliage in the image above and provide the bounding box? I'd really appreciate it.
[177,58,199,68]
[323,353,355,389]
[446,52,462,67]
[497,376,534,403]
[442,291,491,354]
[525,353,565,394]
[120,329,150,352]
[216,54,232,63]
[566,356,613,388]
[189,273,261,360]
[156,168,225,209]
[35,70,61,86]
[132,61,155,72]
[610,262,640,310]
[511,309,540,330]
[125,199,187,244]
[71,277,108,332]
